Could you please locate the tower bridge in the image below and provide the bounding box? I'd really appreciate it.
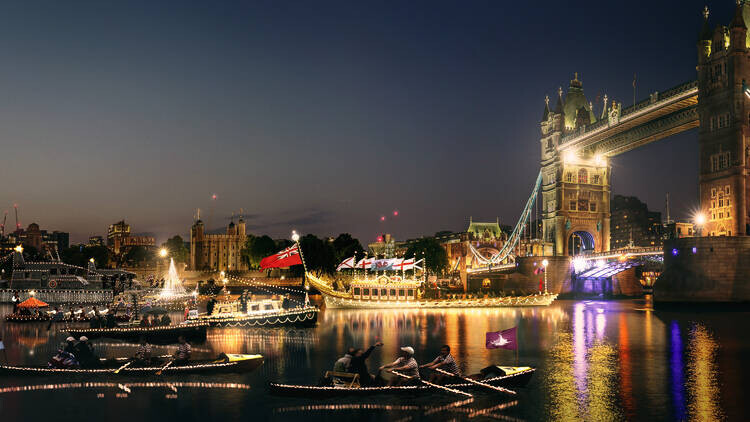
[465,4,750,298]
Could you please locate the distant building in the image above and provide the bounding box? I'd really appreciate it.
[23,223,42,252]
[190,217,248,271]
[107,220,155,255]
[663,221,695,240]
[88,236,105,247]
[610,195,663,248]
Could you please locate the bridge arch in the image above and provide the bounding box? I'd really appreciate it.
[568,230,595,255]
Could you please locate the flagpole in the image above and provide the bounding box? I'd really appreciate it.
[291,231,308,279]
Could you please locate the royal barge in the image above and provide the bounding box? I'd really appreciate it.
[306,273,556,309]
[187,298,319,327]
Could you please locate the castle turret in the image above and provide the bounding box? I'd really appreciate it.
[237,216,246,237]
[730,1,747,51]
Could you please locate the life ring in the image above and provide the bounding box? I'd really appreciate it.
[48,280,58,289]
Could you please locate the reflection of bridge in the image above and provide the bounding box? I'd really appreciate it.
[463,6,750,295]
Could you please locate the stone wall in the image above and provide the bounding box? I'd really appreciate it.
[655,237,750,303]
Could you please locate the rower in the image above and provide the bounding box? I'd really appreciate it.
[64,336,77,355]
[333,347,355,373]
[420,345,460,383]
[379,346,420,386]
[348,341,383,386]
[173,335,191,365]
[75,336,99,368]
[134,337,153,365]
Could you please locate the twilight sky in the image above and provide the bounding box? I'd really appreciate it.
[0,1,733,244]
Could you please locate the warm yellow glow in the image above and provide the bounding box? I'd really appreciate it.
[159,248,168,258]
[594,154,607,167]
[89,258,95,263]
[542,259,549,267]
[29,290,36,296]
[291,230,300,242]
[220,271,225,277]
[695,213,706,226]
[14,245,23,253]
[563,150,577,164]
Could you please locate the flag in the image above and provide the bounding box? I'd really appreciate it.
[260,244,303,270]
[533,266,545,275]
[371,258,402,271]
[336,256,356,271]
[486,327,517,350]
[356,257,374,269]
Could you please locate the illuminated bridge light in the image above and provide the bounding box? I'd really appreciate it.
[672,248,679,256]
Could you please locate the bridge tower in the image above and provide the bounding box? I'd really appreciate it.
[697,4,750,237]
[540,75,611,255]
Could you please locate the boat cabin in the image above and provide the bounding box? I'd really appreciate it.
[349,276,421,302]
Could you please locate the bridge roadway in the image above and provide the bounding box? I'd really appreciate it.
[557,80,698,157]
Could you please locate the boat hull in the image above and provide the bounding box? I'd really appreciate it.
[67,322,209,344]
[269,367,535,397]
[0,354,263,376]
[322,294,557,309]
[188,307,318,328]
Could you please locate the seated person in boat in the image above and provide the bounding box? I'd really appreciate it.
[333,347,354,373]
[75,336,99,368]
[159,314,171,326]
[173,335,191,365]
[134,337,153,365]
[282,294,292,310]
[140,315,155,327]
[348,341,383,386]
[64,336,77,355]
[49,344,79,369]
[420,345,460,384]
[378,346,420,386]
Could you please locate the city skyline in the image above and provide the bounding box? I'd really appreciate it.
[0,1,727,244]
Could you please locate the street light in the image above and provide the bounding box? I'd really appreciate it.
[695,212,706,236]
[14,245,23,253]
[159,248,168,258]
[541,259,549,294]
[291,230,300,242]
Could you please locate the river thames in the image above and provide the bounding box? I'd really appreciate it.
[0,299,746,421]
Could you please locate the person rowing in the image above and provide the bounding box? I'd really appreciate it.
[419,344,460,384]
[347,341,383,386]
[378,346,420,386]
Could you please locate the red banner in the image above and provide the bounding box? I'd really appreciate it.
[260,244,303,269]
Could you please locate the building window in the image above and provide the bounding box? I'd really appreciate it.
[565,172,574,183]
[589,202,597,212]
[592,174,601,184]
[578,169,588,184]
[569,201,577,211]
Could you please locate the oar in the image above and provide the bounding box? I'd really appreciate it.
[434,367,516,395]
[155,360,174,375]
[114,361,132,374]
[391,370,473,398]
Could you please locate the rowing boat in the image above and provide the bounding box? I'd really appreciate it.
[0,353,263,376]
[67,322,209,344]
[269,366,534,396]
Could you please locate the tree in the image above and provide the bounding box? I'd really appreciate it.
[299,234,336,275]
[124,246,151,266]
[162,235,189,264]
[332,233,364,262]
[405,237,449,275]
[61,245,111,268]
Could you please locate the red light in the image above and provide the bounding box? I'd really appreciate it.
[380,216,385,221]
[211,194,217,200]
[377,236,383,242]
[393,210,399,216]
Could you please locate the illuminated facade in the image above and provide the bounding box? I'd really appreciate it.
[540,74,611,255]
[696,4,750,237]
[190,217,248,271]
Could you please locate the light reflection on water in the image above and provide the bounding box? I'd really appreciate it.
[0,301,746,421]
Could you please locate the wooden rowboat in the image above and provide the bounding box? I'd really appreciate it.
[67,322,209,344]
[269,366,534,397]
[0,353,263,376]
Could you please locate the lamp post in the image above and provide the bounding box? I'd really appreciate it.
[542,259,549,294]
[292,230,309,281]
[695,212,706,237]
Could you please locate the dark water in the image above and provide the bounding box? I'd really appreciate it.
[0,300,747,421]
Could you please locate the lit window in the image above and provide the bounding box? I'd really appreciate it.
[578,168,588,184]
[569,201,576,211]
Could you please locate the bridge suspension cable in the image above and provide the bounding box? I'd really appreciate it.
[469,170,542,265]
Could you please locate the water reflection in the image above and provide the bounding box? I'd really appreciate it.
[686,323,722,421]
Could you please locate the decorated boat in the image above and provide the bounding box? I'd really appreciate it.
[269,366,535,396]
[306,273,556,309]
[67,322,209,344]
[187,298,318,327]
[0,353,263,376]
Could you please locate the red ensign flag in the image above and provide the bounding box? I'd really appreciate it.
[260,244,303,269]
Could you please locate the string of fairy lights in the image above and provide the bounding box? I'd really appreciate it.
[1,355,262,374]
[194,310,317,327]
[0,382,252,395]
[223,274,308,306]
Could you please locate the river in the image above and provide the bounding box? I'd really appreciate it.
[0,299,746,421]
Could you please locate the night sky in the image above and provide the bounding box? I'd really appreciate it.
[0,1,735,244]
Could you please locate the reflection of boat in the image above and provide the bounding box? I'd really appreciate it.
[269,366,535,396]
[67,322,209,344]
[307,273,556,309]
[187,299,318,327]
[0,353,263,376]
[5,314,130,323]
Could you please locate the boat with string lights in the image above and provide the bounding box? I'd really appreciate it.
[186,298,319,327]
[269,366,535,397]
[306,273,556,309]
[67,321,209,344]
[0,353,264,376]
